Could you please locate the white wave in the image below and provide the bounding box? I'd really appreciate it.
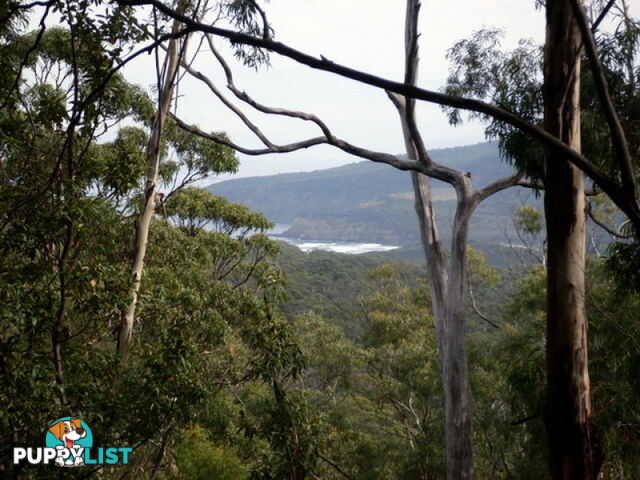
[276,237,399,255]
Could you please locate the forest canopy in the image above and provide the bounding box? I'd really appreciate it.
[0,1,639,480]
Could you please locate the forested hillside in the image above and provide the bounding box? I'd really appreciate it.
[272,245,640,479]
[2,1,639,480]
[209,143,529,246]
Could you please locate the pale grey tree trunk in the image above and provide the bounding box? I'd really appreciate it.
[411,172,448,342]
[117,19,188,361]
[402,136,476,480]
[390,1,476,478]
[442,185,475,480]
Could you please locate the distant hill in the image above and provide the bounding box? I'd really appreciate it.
[208,142,540,247]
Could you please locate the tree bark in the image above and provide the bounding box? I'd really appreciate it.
[408,156,476,480]
[117,18,187,361]
[442,185,475,480]
[392,2,475,478]
[543,1,602,478]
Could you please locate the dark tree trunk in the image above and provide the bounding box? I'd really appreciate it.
[543,1,602,478]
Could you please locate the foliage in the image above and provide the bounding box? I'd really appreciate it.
[0,18,304,480]
[513,205,543,236]
[443,10,640,185]
[444,29,544,178]
[285,265,445,479]
[169,426,248,480]
[2,3,640,480]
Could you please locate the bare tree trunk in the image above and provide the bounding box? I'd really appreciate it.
[391,2,475,478]
[412,172,448,341]
[408,155,476,480]
[117,19,187,361]
[544,1,602,478]
[442,186,475,480]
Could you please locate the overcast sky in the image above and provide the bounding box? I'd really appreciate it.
[117,1,633,181]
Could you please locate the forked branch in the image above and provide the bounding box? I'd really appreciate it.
[113,0,640,234]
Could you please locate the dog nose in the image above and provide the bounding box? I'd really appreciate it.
[76,428,85,435]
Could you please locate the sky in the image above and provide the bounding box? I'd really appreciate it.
[116,1,627,182]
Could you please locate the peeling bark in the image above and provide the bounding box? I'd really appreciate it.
[544,1,602,478]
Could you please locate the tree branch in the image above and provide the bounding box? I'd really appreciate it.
[174,51,276,148]
[569,0,638,211]
[592,0,617,32]
[114,0,640,230]
[467,267,501,329]
[475,172,526,204]
[206,35,334,139]
[170,44,424,173]
[586,198,631,239]
[169,114,325,154]
[111,0,640,225]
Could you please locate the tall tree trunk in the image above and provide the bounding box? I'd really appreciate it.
[117,20,187,361]
[442,187,475,480]
[544,1,602,478]
[391,1,476,477]
[408,156,476,480]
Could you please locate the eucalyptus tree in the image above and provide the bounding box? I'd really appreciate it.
[0,9,308,478]
[117,2,190,361]
[0,21,155,408]
[384,3,527,478]
[142,1,531,477]
[443,3,639,476]
[544,4,595,478]
[109,0,282,361]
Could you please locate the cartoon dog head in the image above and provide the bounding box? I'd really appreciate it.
[48,418,86,449]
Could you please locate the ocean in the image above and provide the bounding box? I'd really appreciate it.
[269,224,399,255]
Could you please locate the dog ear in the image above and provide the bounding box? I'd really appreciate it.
[48,421,65,440]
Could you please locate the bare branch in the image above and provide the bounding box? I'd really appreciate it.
[171,44,424,172]
[206,35,334,139]
[175,53,276,148]
[171,111,420,172]
[586,198,631,239]
[111,0,640,232]
[170,113,325,154]
[592,0,617,32]
[475,172,525,204]
[515,179,601,197]
[467,267,501,329]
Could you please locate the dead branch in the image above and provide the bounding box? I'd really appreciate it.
[112,0,640,234]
